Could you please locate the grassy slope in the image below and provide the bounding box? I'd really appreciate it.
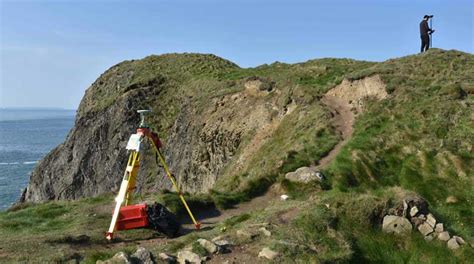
[327,49,474,237]
[1,49,473,263]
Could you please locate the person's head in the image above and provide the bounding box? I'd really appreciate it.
[424,15,433,21]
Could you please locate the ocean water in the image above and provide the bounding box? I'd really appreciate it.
[0,108,75,211]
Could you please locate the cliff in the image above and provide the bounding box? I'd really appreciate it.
[21,53,348,201]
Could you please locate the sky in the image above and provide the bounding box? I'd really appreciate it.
[0,0,472,109]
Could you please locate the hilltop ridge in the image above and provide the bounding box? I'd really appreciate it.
[4,49,472,263]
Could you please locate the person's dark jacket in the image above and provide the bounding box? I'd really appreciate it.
[420,20,433,36]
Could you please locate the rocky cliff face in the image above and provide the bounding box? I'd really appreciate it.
[22,53,302,201]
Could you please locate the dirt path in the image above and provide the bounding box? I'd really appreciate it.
[314,95,354,169]
[192,190,279,227]
[72,94,355,255]
[101,95,354,248]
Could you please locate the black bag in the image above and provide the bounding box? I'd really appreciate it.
[146,202,181,238]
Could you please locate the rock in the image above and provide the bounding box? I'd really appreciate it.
[404,196,429,215]
[382,215,412,235]
[453,236,466,245]
[446,196,458,204]
[418,214,426,221]
[97,252,131,264]
[213,239,232,247]
[447,238,460,250]
[402,200,409,217]
[280,194,289,201]
[197,238,218,254]
[425,233,436,242]
[158,253,176,262]
[131,247,154,264]
[211,236,225,242]
[418,222,434,236]
[426,213,436,227]
[315,171,325,180]
[437,231,450,241]
[388,208,397,216]
[410,217,424,228]
[435,223,444,233]
[258,247,279,260]
[177,251,201,264]
[236,229,255,240]
[212,239,232,253]
[285,167,322,183]
[244,76,275,92]
[410,206,419,217]
[259,227,272,237]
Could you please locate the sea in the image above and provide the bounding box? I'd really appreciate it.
[0,108,75,211]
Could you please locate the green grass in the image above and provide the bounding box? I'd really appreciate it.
[323,50,474,243]
[192,241,209,257]
[4,49,473,262]
[274,189,474,263]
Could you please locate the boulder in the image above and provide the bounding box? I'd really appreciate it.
[447,238,460,250]
[212,239,232,247]
[410,206,419,217]
[437,231,450,241]
[97,252,131,264]
[236,229,255,240]
[382,215,412,235]
[410,217,424,228]
[197,238,218,254]
[212,239,233,253]
[258,247,279,260]
[402,200,409,217]
[158,253,176,262]
[259,227,272,237]
[446,196,458,204]
[418,222,434,236]
[426,213,436,228]
[453,236,466,245]
[425,233,436,242]
[131,247,154,264]
[435,223,444,233]
[404,196,429,215]
[285,167,322,183]
[177,251,201,264]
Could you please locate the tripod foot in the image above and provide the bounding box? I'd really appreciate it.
[105,232,114,241]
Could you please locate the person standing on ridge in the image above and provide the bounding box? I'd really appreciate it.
[420,15,435,52]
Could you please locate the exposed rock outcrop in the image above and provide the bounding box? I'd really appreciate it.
[22,54,293,201]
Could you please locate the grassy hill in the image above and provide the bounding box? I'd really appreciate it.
[1,49,472,263]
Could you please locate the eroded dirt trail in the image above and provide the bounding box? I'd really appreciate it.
[106,90,357,249]
[314,95,354,169]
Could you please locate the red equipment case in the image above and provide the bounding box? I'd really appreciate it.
[116,204,149,230]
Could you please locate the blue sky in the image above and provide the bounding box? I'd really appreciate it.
[1,0,472,109]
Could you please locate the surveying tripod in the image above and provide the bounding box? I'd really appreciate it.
[106,110,200,240]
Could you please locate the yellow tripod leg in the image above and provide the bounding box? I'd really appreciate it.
[125,153,140,206]
[106,151,140,240]
[149,139,201,229]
